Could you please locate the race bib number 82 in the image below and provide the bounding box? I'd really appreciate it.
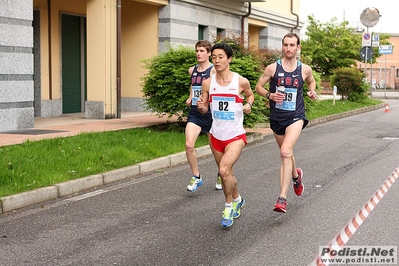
[212,96,235,120]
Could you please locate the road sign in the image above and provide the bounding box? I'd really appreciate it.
[372,34,380,47]
[362,32,372,47]
[360,46,374,60]
[379,45,393,54]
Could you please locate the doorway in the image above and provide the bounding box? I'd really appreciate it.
[61,14,87,114]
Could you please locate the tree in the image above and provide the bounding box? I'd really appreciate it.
[301,16,361,77]
[301,16,391,78]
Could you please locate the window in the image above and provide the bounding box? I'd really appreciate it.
[217,28,225,38]
[198,25,206,40]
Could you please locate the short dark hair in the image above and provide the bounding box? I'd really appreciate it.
[282,32,300,45]
[211,42,233,58]
[195,40,212,53]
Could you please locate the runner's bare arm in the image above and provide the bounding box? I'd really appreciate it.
[255,63,276,99]
[240,76,254,114]
[303,64,317,100]
[186,66,195,105]
[197,77,210,114]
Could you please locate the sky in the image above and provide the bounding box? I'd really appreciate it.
[300,0,397,34]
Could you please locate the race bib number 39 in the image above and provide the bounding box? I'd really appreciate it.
[275,88,297,111]
[212,96,235,121]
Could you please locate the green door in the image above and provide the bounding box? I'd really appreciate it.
[61,14,86,114]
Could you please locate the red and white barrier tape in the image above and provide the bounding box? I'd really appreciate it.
[309,166,399,266]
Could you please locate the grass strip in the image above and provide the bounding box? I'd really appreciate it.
[0,126,208,197]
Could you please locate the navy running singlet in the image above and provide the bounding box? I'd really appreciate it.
[187,64,213,133]
[269,60,305,122]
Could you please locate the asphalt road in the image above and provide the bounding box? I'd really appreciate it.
[1,100,398,266]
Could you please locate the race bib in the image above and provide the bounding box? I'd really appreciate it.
[212,96,235,121]
[192,86,202,105]
[275,88,297,111]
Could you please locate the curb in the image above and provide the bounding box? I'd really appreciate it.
[0,103,385,213]
[308,103,385,126]
[0,133,263,213]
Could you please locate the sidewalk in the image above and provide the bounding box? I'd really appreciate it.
[1,91,395,147]
[2,92,391,147]
[0,112,272,147]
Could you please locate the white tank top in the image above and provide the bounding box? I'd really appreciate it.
[209,72,245,140]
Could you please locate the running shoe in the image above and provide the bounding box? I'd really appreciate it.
[293,168,304,196]
[273,196,287,213]
[186,176,203,192]
[221,207,234,227]
[232,197,245,218]
[215,174,222,190]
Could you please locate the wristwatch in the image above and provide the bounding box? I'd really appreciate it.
[266,92,271,100]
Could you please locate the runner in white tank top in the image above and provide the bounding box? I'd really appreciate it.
[196,42,254,228]
[209,72,245,141]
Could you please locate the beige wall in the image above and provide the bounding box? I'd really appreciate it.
[86,0,117,116]
[33,0,86,101]
[33,0,162,109]
[254,0,300,18]
[33,0,49,100]
[134,0,167,5]
[248,25,259,49]
[248,18,268,49]
[121,0,159,98]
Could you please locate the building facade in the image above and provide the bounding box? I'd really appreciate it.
[361,33,399,89]
[0,0,303,132]
[0,1,34,131]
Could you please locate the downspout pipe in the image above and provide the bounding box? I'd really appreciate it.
[116,0,121,118]
[48,0,52,100]
[241,2,251,42]
[290,0,299,32]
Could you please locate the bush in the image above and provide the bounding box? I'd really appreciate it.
[141,44,196,121]
[141,39,278,128]
[230,55,268,127]
[330,68,368,101]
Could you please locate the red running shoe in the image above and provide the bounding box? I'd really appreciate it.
[293,168,304,196]
[273,197,287,213]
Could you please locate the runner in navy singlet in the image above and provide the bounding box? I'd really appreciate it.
[255,33,317,213]
[185,40,222,192]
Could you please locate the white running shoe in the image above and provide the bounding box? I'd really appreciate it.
[215,174,222,190]
[186,176,203,192]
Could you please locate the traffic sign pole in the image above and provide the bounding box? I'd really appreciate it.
[371,33,373,91]
[364,29,369,85]
[385,54,387,97]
